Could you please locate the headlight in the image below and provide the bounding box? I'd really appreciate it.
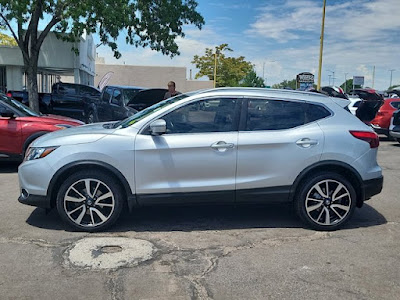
[24,146,58,161]
[54,124,73,129]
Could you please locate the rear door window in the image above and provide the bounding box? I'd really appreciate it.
[111,89,122,106]
[244,99,306,131]
[58,84,77,96]
[390,101,400,109]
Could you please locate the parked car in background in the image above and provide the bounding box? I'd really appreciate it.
[0,93,83,161]
[370,98,400,137]
[349,89,384,124]
[389,110,400,143]
[321,86,348,99]
[18,88,382,232]
[347,97,362,115]
[8,83,101,123]
[88,86,167,123]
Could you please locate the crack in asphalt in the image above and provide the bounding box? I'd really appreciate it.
[106,271,124,300]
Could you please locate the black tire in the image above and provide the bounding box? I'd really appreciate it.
[56,170,124,232]
[294,172,357,231]
[86,110,97,124]
[397,138,400,144]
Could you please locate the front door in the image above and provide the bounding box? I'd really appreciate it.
[0,103,21,157]
[134,97,240,204]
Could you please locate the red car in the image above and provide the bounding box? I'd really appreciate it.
[370,98,400,136]
[0,94,84,161]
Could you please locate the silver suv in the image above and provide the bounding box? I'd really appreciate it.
[18,88,383,231]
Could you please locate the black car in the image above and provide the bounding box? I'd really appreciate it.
[7,83,101,122]
[88,86,167,123]
[349,89,384,123]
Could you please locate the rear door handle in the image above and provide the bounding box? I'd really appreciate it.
[296,138,318,148]
[211,141,235,150]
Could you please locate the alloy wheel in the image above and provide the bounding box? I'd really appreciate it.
[63,179,115,228]
[305,179,352,226]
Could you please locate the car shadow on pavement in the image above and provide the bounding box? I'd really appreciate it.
[25,203,387,232]
[0,162,19,173]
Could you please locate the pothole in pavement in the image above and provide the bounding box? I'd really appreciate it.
[67,237,155,269]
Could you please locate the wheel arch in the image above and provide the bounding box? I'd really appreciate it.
[48,160,136,210]
[289,160,365,208]
[22,131,50,156]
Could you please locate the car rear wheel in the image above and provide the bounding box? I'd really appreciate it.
[295,172,356,231]
[56,170,124,232]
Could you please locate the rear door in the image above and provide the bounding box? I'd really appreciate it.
[236,98,327,203]
[51,83,82,119]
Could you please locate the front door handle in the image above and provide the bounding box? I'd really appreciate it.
[296,138,318,148]
[211,141,235,150]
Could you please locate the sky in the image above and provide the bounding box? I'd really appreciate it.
[96,0,400,90]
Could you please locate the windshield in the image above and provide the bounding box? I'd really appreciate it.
[114,93,190,128]
[0,94,40,116]
[123,89,143,105]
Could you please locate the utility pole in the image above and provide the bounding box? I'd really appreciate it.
[344,73,348,93]
[389,69,395,89]
[213,48,218,88]
[317,0,326,91]
[327,70,335,86]
[328,75,331,86]
[372,66,375,88]
[262,62,265,80]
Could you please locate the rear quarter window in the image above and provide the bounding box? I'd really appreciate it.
[390,101,400,109]
[305,103,331,123]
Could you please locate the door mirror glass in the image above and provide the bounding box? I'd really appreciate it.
[0,110,15,118]
[150,119,167,135]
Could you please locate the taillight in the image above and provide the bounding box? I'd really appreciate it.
[350,131,379,148]
[6,92,12,97]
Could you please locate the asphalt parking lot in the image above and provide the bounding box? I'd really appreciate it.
[0,138,399,300]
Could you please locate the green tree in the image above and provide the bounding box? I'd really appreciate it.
[192,43,253,87]
[0,1,204,112]
[240,68,265,87]
[272,79,297,90]
[0,31,17,46]
[340,79,361,93]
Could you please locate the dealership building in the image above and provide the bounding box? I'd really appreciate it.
[0,32,95,93]
[0,32,212,94]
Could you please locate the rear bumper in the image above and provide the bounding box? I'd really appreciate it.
[18,193,50,209]
[370,124,388,135]
[389,130,400,139]
[363,176,383,200]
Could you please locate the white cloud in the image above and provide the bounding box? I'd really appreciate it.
[245,0,400,89]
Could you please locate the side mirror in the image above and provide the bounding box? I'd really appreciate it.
[1,110,15,118]
[150,119,166,135]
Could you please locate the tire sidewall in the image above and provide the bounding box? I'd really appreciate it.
[295,172,357,231]
[56,170,123,232]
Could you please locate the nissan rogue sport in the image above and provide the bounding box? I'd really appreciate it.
[18,88,383,231]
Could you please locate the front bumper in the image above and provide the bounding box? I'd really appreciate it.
[18,193,50,209]
[363,176,383,200]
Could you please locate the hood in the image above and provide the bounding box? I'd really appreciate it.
[31,122,116,147]
[42,114,85,125]
[127,88,167,110]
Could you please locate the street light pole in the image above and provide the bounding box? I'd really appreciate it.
[328,75,331,86]
[317,0,326,91]
[389,69,395,89]
[327,70,335,86]
[213,48,218,88]
[344,73,348,93]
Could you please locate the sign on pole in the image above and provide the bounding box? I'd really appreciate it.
[297,72,315,90]
[353,76,364,86]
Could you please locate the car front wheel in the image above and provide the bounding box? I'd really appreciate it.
[295,172,356,231]
[56,170,124,232]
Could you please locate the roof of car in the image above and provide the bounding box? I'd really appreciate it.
[105,85,146,90]
[187,87,332,104]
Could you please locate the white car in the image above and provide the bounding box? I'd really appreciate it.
[348,97,362,115]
